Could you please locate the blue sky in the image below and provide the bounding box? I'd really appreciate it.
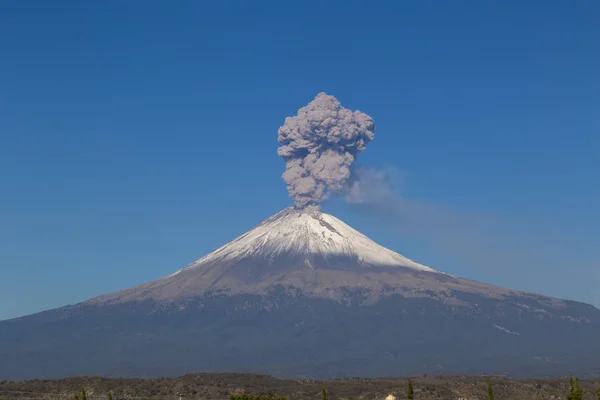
[1,1,598,320]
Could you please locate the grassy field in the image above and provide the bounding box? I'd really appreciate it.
[1,373,599,400]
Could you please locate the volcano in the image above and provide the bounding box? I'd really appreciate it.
[1,208,599,380]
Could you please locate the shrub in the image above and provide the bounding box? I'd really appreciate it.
[407,379,414,400]
[567,375,583,400]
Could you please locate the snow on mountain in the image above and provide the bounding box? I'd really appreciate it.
[7,208,599,380]
[89,208,532,306]
[176,207,440,275]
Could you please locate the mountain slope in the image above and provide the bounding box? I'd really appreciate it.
[90,208,518,305]
[1,208,599,380]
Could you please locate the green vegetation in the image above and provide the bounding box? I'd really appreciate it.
[322,388,327,400]
[567,375,583,400]
[74,388,87,400]
[108,391,113,400]
[487,379,494,400]
[407,379,414,400]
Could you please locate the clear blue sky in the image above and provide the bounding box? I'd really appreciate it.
[1,1,598,320]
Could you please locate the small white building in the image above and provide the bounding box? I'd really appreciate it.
[385,394,396,400]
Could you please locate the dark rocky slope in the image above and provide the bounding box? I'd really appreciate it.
[1,289,599,380]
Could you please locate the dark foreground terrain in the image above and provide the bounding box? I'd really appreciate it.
[1,373,600,400]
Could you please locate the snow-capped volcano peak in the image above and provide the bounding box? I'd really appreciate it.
[91,208,456,305]
[182,207,439,274]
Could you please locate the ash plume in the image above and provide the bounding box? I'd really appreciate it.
[277,92,375,211]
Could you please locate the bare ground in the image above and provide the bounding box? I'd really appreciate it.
[1,373,599,400]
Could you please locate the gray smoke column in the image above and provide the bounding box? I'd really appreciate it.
[277,92,375,211]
